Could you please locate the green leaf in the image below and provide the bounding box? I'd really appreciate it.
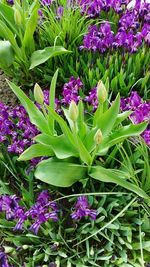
[34,134,78,159]
[0,20,21,58]
[35,158,87,187]
[84,95,120,152]
[18,144,54,161]
[74,134,92,165]
[7,80,50,134]
[96,94,120,136]
[98,121,148,153]
[0,3,16,34]
[0,40,14,67]
[47,106,76,147]
[89,166,149,199]
[22,5,39,54]
[30,46,71,69]
[77,100,87,140]
[115,110,132,126]
[48,69,59,134]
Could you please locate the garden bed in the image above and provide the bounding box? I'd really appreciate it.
[0,0,150,266]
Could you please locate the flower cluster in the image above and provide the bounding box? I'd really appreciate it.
[0,191,58,235]
[0,192,97,234]
[121,91,150,146]
[0,103,38,155]
[81,1,150,53]
[61,76,83,105]
[84,87,98,110]
[71,196,97,220]
[78,0,130,17]
[81,21,149,54]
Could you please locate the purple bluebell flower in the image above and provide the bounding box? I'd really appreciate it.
[41,0,52,6]
[142,129,150,146]
[81,23,114,53]
[14,191,58,234]
[61,76,83,105]
[0,195,24,221]
[0,251,11,267]
[0,103,38,156]
[7,0,14,5]
[38,9,43,17]
[56,6,64,19]
[84,87,98,110]
[71,196,97,220]
[120,91,150,146]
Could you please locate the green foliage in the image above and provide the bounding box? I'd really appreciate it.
[0,40,14,67]
[1,193,150,266]
[8,72,148,198]
[0,0,70,85]
[29,46,71,69]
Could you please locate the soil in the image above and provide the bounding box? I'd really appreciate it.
[0,70,17,106]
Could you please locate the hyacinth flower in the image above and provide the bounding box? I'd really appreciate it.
[0,191,58,235]
[120,91,150,146]
[71,196,97,220]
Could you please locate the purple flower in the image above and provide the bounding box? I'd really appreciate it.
[71,196,97,220]
[41,0,52,6]
[61,76,83,105]
[0,195,24,221]
[0,103,38,156]
[81,23,114,53]
[142,129,150,146]
[7,0,14,5]
[15,191,58,234]
[84,87,98,110]
[120,91,150,146]
[0,251,11,267]
[56,6,64,19]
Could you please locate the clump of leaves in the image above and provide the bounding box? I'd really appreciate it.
[8,70,148,199]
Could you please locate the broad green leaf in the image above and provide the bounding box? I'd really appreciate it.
[22,5,39,54]
[48,69,59,134]
[96,94,120,136]
[35,158,87,187]
[7,80,50,134]
[89,166,149,199]
[84,95,120,152]
[0,41,14,67]
[48,106,76,147]
[114,110,132,126]
[74,134,92,165]
[77,100,87,140]
[0,3,17,35]
[34,134,78,159]
[18,144,54,161]
[30,46,71,69]
[0,20,21,58]
[98,121,148,154]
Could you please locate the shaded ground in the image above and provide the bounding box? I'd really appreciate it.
[0,71,17,106]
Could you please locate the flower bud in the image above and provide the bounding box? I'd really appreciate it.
[94,129,103,145]
[97,80,107,104]
[34,83,44,105]
[4,246,14,253]
[22,245,29,250]
[14,9,22,25]
[69,100,79,122]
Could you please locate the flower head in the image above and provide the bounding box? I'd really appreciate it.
[71,196,97,220]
